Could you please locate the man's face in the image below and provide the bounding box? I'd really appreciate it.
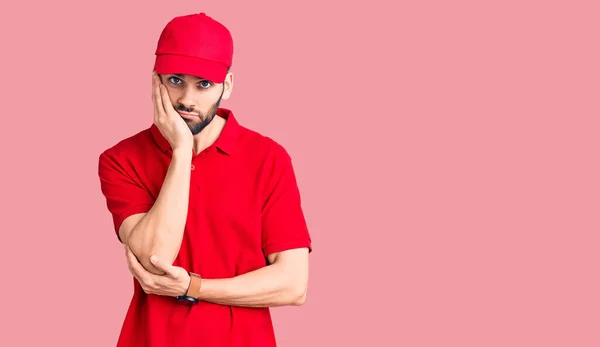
[159,73,228,135]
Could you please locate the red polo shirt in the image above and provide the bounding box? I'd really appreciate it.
[98,108,312,347]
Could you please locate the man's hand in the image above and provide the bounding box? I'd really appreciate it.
[152,70,193,152]
[125,245,191,297]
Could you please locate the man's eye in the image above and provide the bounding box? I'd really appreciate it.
[169,77,181,84]
[200,81,212,88]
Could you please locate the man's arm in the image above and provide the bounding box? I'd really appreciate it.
[120,147,193,275]
[197,247,310,307]
[192,144,313,307]
[132,247,310,307]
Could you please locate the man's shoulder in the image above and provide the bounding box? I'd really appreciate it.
[236,124,292,162]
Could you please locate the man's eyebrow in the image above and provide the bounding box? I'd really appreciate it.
[173,74,206,81]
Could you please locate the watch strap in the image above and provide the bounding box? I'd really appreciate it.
[186,272,202,299]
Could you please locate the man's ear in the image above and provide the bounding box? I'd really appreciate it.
[222,71,234,100]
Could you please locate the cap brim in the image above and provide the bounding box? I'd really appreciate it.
[154,54,228,83]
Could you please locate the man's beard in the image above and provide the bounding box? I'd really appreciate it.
[177,86,225,135]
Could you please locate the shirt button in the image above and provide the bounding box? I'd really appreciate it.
[191,164,195,170]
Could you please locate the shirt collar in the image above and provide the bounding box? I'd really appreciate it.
[150,108,240,155]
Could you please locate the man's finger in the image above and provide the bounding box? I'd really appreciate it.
[125,246,150,282]
[151,70,155,101]
[152,73,165,123]
[150,255,177,278]
[159,84,177,119]
[125,249,159,293]
[124,248,145,287]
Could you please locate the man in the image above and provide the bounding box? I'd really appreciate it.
[97,12,312,347]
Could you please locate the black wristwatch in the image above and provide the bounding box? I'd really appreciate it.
[176,272,202,306]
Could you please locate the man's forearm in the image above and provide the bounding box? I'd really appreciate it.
[197,263,307,308]
[127,147,192,274]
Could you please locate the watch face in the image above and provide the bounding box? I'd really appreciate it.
[177,296,198,306]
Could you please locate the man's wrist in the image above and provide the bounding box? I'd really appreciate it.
[172,145,193,157]
[176,272,202,305]
[187,273,202,298]
[179,272,192,297]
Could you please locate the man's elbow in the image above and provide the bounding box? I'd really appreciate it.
[293,292,307,306]
[127,234,179,274]
[290,283,308,306]
[128,243,176,275]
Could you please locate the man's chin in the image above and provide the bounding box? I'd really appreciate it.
[186,116,215,135]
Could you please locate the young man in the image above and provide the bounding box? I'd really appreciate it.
[97,12,312,347]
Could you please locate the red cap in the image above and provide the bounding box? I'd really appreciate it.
[154,12,233,83]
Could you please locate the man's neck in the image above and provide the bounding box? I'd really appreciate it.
[192,115,226,155]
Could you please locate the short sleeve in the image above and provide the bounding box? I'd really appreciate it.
[98,150,155,241]
[261,149,312,256]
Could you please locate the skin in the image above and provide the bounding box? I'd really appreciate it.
[122,70,310,308]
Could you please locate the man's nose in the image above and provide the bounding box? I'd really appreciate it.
[177,88,196,109]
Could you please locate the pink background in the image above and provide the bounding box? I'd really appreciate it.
[1,0,599,346]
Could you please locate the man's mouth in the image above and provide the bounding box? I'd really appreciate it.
[178,111,199,119]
